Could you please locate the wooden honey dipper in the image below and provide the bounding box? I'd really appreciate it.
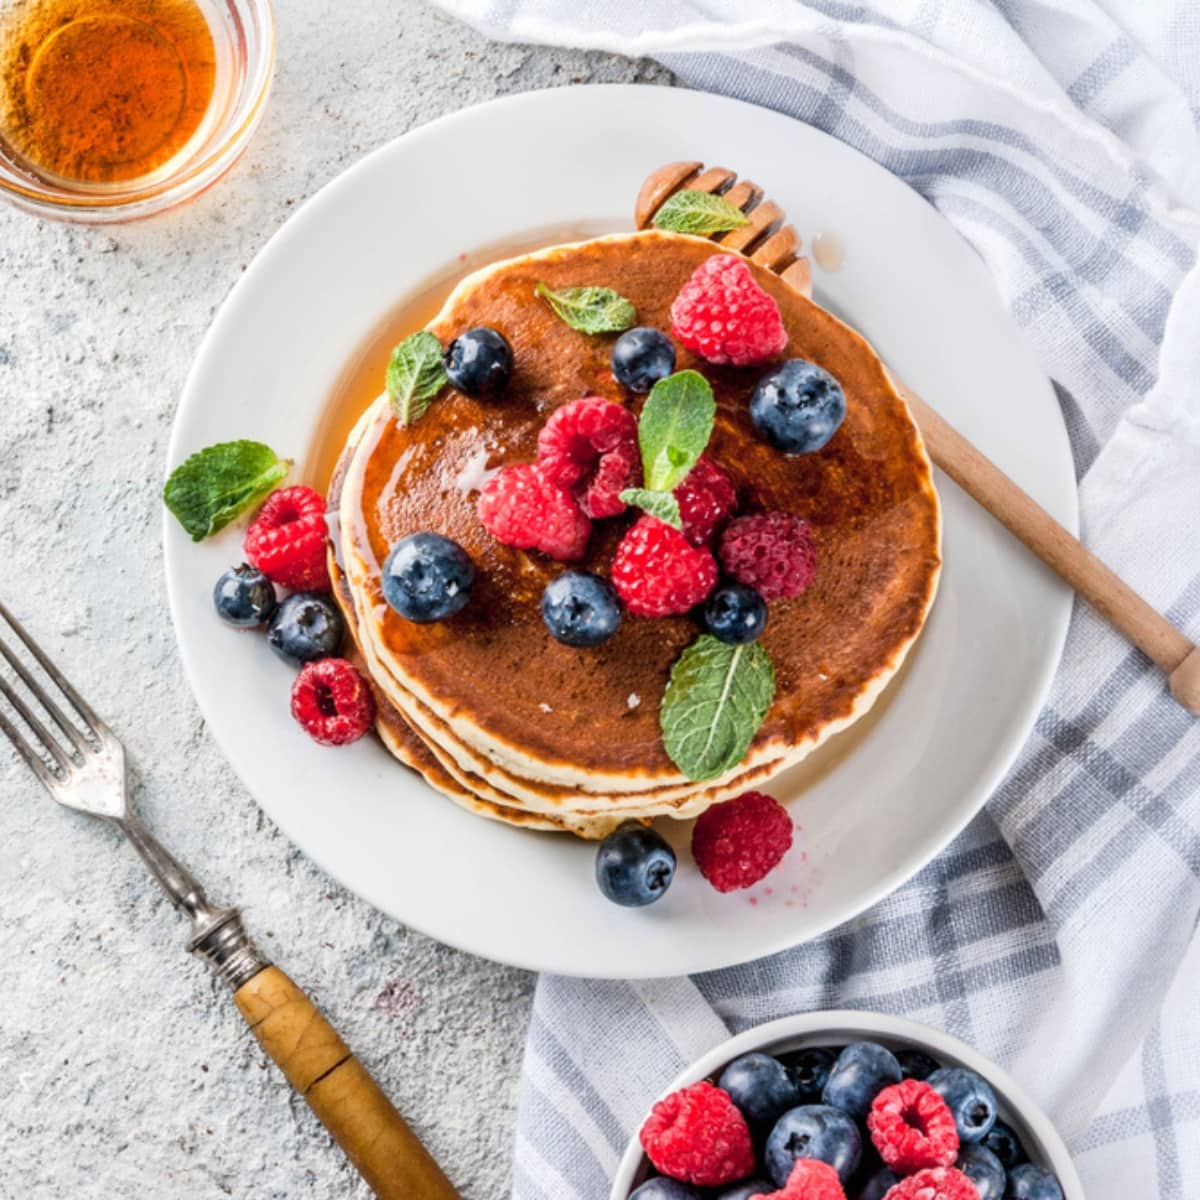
[637,162,1200,714]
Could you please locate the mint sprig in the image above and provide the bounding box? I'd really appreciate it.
[535,282,636,335]
[660,634,776,781]
[387,331,448,426]
[652,190,750,236]
[619,487,681,529]
[163,441,290,542]
[638,370,715,493]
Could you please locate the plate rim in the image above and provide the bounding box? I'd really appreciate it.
[164,83,1077,978]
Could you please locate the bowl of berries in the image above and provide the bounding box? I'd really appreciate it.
[612,1010,1082,1200]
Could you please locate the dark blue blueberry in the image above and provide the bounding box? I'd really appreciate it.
[856,1167,900,1200]
[716,1182,772,1200]
[703,584,767,645]
[541,570,621,647]
[1005,1164,1064,1200]
[765,1105,862,1187]
[266,593,344,667]
[718,1053,799,1125]
[927,1067,998,1144]
[958,1143,1007,1200]
[595,824,676,907]
[787,1046,838,1103]
[821,1042,902,1119]
[630,1179,700,1200]
[611,327,676,393]
[444,326,513,398]
[750,359,847,455]
[213,563,276,628]
[984,1122,1027,1170]
[382,533,475,623]
[896,1048,940,1081]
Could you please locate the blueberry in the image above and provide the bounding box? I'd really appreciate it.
[955,1143,1006,1200]
[1005,1164,1064,1200]
[984,1122,1027,1170]
[717,1182,772,1200]
[595,824,676,907]
[896,1048,940,1081]
[856,1167,900,1200]
[703,584,767,645]
[750,359,847,455]
[718,1053,799,1125]
[382,533,475,623]
[821,1042,902,1119]
[267,593,344,667]
[611,327,676,393]
[631,1180,700,1200]
[213,564,276,628]
[445,326,513,398]
[541,570,621,647]
[765,1105,862,1187]
[786,1046,838,1103]
[927,1067,998,1144]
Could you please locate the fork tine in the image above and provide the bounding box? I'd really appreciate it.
[0,599,108,744]
[0,672,75,771]
[0,702,63,792]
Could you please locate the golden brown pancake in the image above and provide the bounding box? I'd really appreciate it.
[332,230,940,829]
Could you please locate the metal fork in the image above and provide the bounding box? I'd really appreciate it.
[0,599,459,1200]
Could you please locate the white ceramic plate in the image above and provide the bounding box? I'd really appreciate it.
[609,1011,1085,1198]
[164,85,1075,978]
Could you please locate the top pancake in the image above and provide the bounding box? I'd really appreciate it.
[336,230,941,792]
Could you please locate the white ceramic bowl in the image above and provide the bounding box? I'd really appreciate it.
[610,1011,1084,1199]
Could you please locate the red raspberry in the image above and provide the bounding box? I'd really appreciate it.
[670,253,788,367]
[639,1081,755,1187]
[244,486,331,592]
[537,395,641,518]
[478,463,591,561]
[674,455,737,546]
[766,1159,847,1200]
[883,1168,980,1200]
[290,658,376,746]
[692,791,793,892]
[611,515,718,617]
[718,512,817,602]
[868,1080,959,1174]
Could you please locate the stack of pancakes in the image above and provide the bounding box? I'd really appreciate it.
[328,231,941,838]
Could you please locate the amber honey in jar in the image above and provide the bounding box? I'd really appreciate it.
[0,0,218,185]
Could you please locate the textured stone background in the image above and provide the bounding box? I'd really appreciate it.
[0,5,669,1197]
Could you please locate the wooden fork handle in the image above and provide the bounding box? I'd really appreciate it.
[234,967,459,1200]
[894,385,1200,713]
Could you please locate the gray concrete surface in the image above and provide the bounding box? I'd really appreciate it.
[0,5,670,1196]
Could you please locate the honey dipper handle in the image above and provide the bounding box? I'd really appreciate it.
[896,383,1200,714]
[234,967,460,1200]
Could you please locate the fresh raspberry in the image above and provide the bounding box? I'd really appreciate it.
[611,515,718,617]
[537,395,641,518]
[765,1159,847,1200]
[477,464,591,561]
[692,791,793,893]
[670,253,788,367]
[639,1081,755,1187]
[868,1080,960,1174]
[718,512,817,602]
[244,486,331,592]
[674,455,737,546]
[290,658,376,746]
[882,1167,980,1200]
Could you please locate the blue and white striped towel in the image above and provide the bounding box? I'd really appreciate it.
[432,3,1200,1196]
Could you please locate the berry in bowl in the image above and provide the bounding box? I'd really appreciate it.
[611,1011,1082,1200]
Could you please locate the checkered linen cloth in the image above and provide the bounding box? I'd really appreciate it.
[430,3,1200,1195]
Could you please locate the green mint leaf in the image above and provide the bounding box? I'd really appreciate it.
[652,190,750,235]
[387,330,448,426]
[619,487,682,529]
[660,634,776,781]
[638,369,715,493]
[163,441,289,542]
[535,282,636,335]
